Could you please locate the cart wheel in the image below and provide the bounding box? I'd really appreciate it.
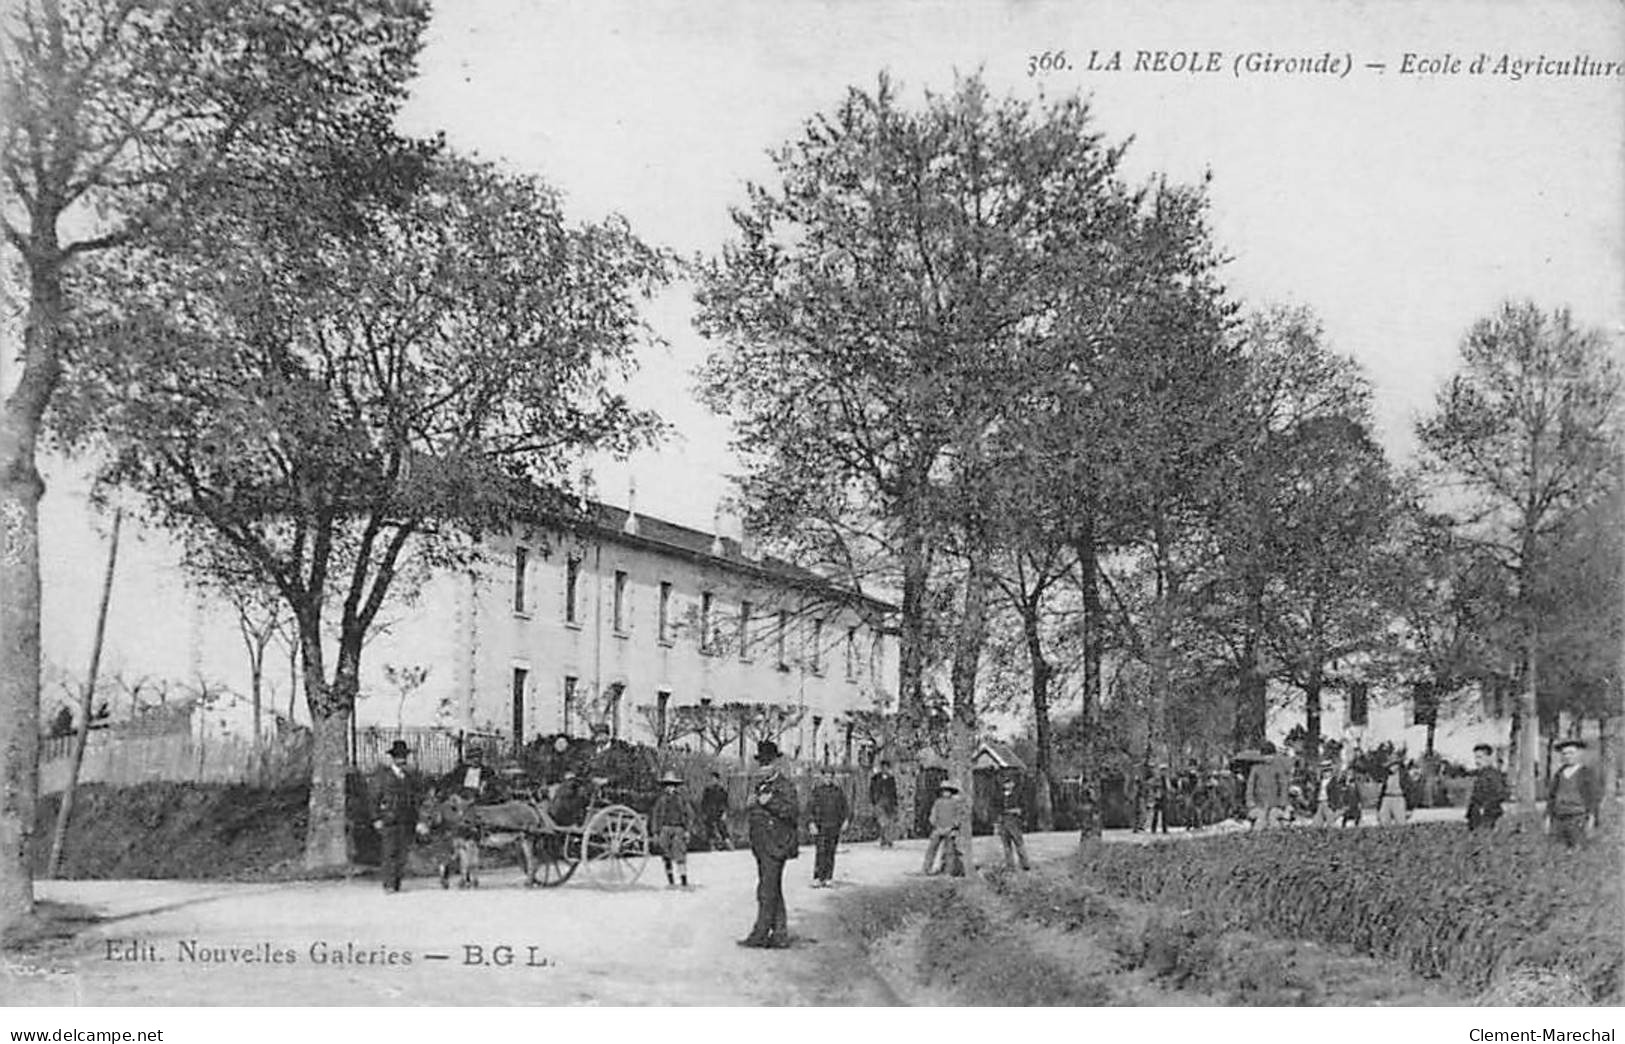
[579,805,649,886]
[531,832,579,888]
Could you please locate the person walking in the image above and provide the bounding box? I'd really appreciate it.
[740,740,800,949]
[1466,743,1508,832]
[1377,759,1409,826]
[808,768,849,887]
[371,739,425,894]
[700,771,732,851]
[1546,738,1600,848]
[921,781,964,876]
[650,771,695,888]
[869,759,900,847]
[996,773,1032,871]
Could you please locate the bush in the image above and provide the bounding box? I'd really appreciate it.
[1072,820,1623,1003]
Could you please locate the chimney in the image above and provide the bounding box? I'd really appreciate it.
[740,517,762,562]
[710,504,725,557]
[622,477,639,537]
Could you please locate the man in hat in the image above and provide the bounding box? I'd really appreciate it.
[1546,739,1600,848]
[997,772,1031,871]
[1466,743,1508,832]
[649,771,695,888]
[741,740,800,949]
[371,740,425,893]
[700,771,732,851]
[808,767,849,887]
[441,744,504,805]
[869,758,900,847]
[922,780,964,876]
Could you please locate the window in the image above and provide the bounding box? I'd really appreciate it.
[845,626,858,680]
[738,601,753,661]
[656,690,671,747]
[563,675,578,734]
[808,618,824,675]
[700,591,715,654]
[512,547,528,614]
[613,570,628,633]
[776,610,790,670]
[511,667,528,753]
[658,582,673,644]
[565,557,581,625]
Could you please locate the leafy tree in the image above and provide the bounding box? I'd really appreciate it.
[1417,301,1622,808]
[695,73,1141,745]
[56,150,667,868]
[0,0,427,943]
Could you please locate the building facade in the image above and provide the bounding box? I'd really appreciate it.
[444,503,899,760]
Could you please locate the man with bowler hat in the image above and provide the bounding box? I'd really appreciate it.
[740,740,800,949]
[1546,738,1600,848]
[371,739,425,893]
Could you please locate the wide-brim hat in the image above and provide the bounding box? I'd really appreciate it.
[754,740,782,765]
[1556,738,1588,751]
[387,740,411,757]
[590,722,611,735]
[938,781,960,793]
[659,771,683,786]
[465,746,485,759]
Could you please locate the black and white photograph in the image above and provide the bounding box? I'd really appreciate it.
[1,0,1621,1029]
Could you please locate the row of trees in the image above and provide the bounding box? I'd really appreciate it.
[2,0,667,942]
[695,74,1622,832]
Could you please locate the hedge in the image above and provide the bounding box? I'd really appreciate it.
[1072,821,1622,1003]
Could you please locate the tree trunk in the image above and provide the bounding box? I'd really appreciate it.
[1076,520,1103,840]
[1148,524,1174,767]
[1,244,66,944]
[48,509,121,879]
[1304,663,1323,761]
[301,632,355,871]
[1234,578,1268,750]
[1022,607,1055,831]
[1514,619,1539,812]
[950,554,989,872]
[0,428,44,942]
[899,519,929,723]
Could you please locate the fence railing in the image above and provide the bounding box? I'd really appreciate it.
[37,724,493,793]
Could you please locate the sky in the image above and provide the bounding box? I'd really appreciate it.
[395,0,1625,536]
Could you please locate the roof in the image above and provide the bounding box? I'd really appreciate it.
[973,740,1026,771]
[542,499,897,614]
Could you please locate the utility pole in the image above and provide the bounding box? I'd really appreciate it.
[47,507,122,878]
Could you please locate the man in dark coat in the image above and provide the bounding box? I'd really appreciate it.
[371,740,425,893]
[740,740,799,949]
[1546,738,1600,848]
[1466,743,1508,832]
[808,768,849,887]
[997,773,1031,871]
[440,744,504,804]
[700,772,732,850]
[869,759,900,847]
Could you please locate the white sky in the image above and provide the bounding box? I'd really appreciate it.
[396,0,1625,534]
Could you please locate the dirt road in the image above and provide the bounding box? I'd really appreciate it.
[4,831,1087,1006]
[5,811,1465,1007]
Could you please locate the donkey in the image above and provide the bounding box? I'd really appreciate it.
[418,789,547,888]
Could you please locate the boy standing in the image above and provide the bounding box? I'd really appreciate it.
[869,759,900,847]
[650,771,695,888]
[1466,743,1508,832]
[809,768,849,887]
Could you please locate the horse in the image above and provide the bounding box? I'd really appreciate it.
[417,788,550,888]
